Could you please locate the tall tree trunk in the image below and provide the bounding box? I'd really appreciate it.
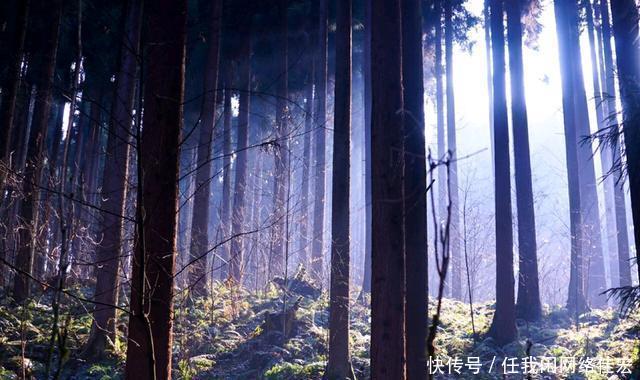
[360,0,372,296]
[370,0,406,377]
[484,0,495,171]
[299,70,313,268]
[70,96,91,273]
[250,153,263,289]
[123,0,187,377]
[12,0,63,303]
[559,0,608,308]
[402,0,428,378]
[35,101,64,282]
[434,0,447,295]
[0,0,17,92]
[229,28,252,284]
[585,0,617,291]
[83,0,142,359]
[0,0,29,191]
[311,0,328,284]
[272,0,289,279]
[79,89,106,266]
[219,76,233,280]
[326,0,354,377]
[507,0,542,321]
[189,0,222,295]
[609,0,640,283]
[566,0,607,309]
[554,0,588,316]
[46,1,82,371]
[11,82,33,174]
[444,0,461,301]
[488,0,517,345]
[602,0,632,287]
[0,81,32,287]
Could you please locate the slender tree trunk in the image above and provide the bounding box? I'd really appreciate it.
[402,0,428,378]
[272,0,289,279]
[567,1,608,308]
[250,154,263,289]
[35,101,64,282]
[69,96,90,278]
[561,0,608,308]
[299,71,313,268]
[0,81,32,286]
[11,82,33,174]
[0,0,16,92]
[325,1,354,377]
[555,0,588,316]
[444,0,462,301]
[189,0,222,295]
[46,1,82,371]
[79,89,106,263]
[229,29,252,284]
[484,0,495,171]
[83,0,142,359]
[585,0,617,291]
[602,0,632,286]
[219,76,233,280]
[124,0,187,377]
[12,0,63,303]
[488,0,517,345]
[370,0,406,377]
[360,0,372,296]
[507,0,542,321]
[311,0,328,284]
[0,0,29,192]
[610,0,640,283]
[434,0,448,296]
[177,148,196,289]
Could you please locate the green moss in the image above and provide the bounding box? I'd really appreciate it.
[264,361,325,379]
[0,282,638,379]
[86,363,122,380]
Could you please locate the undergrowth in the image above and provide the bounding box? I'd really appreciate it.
[0,281,638,379]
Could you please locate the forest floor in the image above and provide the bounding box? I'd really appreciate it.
[0,272,639,379]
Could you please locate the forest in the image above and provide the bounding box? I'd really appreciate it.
[0,0,640,378]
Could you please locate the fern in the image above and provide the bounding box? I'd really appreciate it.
[604,285,640,317]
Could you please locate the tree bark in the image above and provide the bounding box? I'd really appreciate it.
[484,0,495,172]
[370,0,406,377]
[189,0,222,295]
[0,0,29,192]
[325,0,354,378]
[444,0,462,301]
[299,70,313,268]
[434,0,448,297]
[567,0,607,308]
[12,0,63,303]
[311,0,328,284]
[83,0,142,359]
[123,0,187,377]
[10,82,33,174]
[402,0,428,378]
[507,0,542,321]
[229,27,252,284]
[600,0,632,287]
[554,0,588,316]
[609,0,640,283]
[488,0,517,345]
[360,0,372,296]
[585,0,617,292]
[271,0,289,279]
[218,74,233,280]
